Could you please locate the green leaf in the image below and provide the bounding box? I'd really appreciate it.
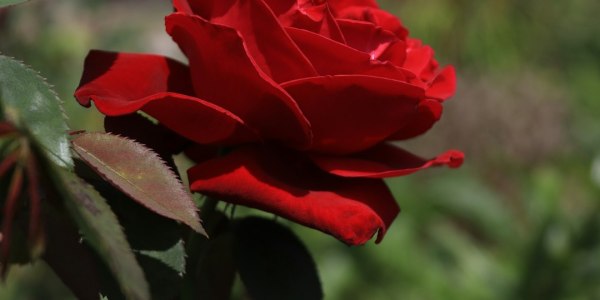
[72,132,206,235]
[137,240,186,300]
[0,55,72,168]
[233,217,323,300]
[138,239,185,274]
[0,0,28,8]
[52,167,150,300]
[190,211,236,300]
[74,159,189,299]
[196,231,236,300]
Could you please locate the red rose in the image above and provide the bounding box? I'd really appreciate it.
[75,0,463,245]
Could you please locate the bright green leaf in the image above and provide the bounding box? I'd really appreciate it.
[0,0,29,8]
[234,217,323,300]
[0,55,72,168]
[53,167,150,300]
[72,132,206,235]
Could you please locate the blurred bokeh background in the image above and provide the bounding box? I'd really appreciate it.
[1,0,599,299]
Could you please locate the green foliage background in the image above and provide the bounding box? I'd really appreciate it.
[1,0,599,299]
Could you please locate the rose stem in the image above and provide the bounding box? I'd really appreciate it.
[0,122,15,137]
[26,154,43,256]
[0,151,19,178]
[0,165,24,278]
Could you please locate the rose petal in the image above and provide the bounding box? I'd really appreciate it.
[328,0,379,10]
[99,93,255,146]
[310,143,464,178]
[76,50,193,102]
[281,75,424,154]
[389,99,443,140]
[287,27,414,81]
[329,2,408,39]
[183,144,219,164]
[336,19,397,58]
[377,38,407,67]
[172,0,193,14]
[173,0,316,83]
[166,13,312,148]
[74,50,255,145]
[404,44,434,78]
[405,39,439,82]
[426,66,456,101]
[188,146,400,245]
[264,0,346,43]
[104,114,189,156]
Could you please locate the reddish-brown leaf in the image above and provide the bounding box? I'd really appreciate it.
[72,132,206,236]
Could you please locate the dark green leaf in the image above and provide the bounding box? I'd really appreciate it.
[72,132,205,235]
[75,158,189,299]
[137,240,186,300]
[233,217,323,300]
[138,240,185,274]
[43,203,103,300]
[52,167,150,300]
[196,232,236,300]
[190,211,236,300]
[0,55,72,168]
[0,0,29,8]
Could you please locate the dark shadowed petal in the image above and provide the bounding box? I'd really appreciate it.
[166,13,312,148]
[76,50,193,101]
[173,0,316,83]
[74,50,255,145]
[188,146,400,245]
[281,75,424,154]
[104,113,189,156]
[310,143,464,178]
[142,95,259,146]
[263,0,345,43]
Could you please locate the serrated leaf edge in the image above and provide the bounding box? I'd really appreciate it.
[0,0,30,9]
[58,169,151,300]
[0,53,73,168]
[72,132,205,235]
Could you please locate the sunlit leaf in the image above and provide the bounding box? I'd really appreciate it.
[72,132,206,235]
[53,167,150,300]
[0,0,28,8]
[0,55,72,168]
[234,217,323,300]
